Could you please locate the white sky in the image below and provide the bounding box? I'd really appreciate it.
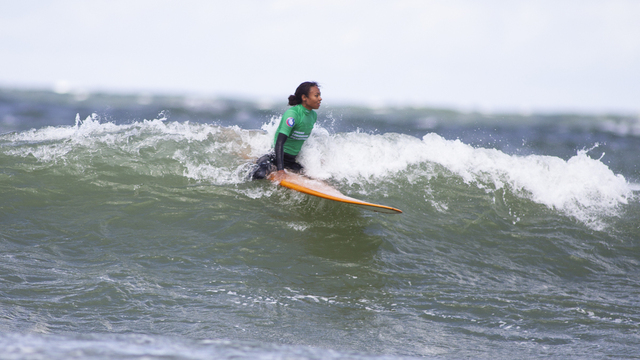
[1,0,639,114]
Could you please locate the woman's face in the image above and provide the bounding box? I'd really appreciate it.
[301,86,322,110]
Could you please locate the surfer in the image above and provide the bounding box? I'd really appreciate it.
[251,81,322,180]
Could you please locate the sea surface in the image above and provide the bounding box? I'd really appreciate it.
[1,88,639,359]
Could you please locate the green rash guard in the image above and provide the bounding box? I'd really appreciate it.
[273,104,317,156]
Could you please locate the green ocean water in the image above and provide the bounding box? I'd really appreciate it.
[1,89,639,359]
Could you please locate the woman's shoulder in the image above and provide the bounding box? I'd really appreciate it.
[283,104,304,116]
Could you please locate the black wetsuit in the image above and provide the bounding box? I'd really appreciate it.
[251,133,303,180]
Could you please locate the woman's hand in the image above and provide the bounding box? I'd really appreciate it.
[267,170,287,182]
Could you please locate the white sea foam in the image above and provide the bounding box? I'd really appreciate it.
[295,127,633,228]
[598,117,640,137]
[2,115,257,185]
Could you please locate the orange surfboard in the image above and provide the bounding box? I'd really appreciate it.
[269,171,402,214]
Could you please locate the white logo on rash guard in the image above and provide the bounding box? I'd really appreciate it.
[286,117,295,127]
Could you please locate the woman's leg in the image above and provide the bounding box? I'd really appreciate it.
[251,153,276,180]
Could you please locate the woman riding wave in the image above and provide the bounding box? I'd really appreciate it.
[251,81,322,180]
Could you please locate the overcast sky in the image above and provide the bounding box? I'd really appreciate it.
[1,0,639,114]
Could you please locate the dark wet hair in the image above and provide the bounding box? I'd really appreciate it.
[288,81,319,106]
